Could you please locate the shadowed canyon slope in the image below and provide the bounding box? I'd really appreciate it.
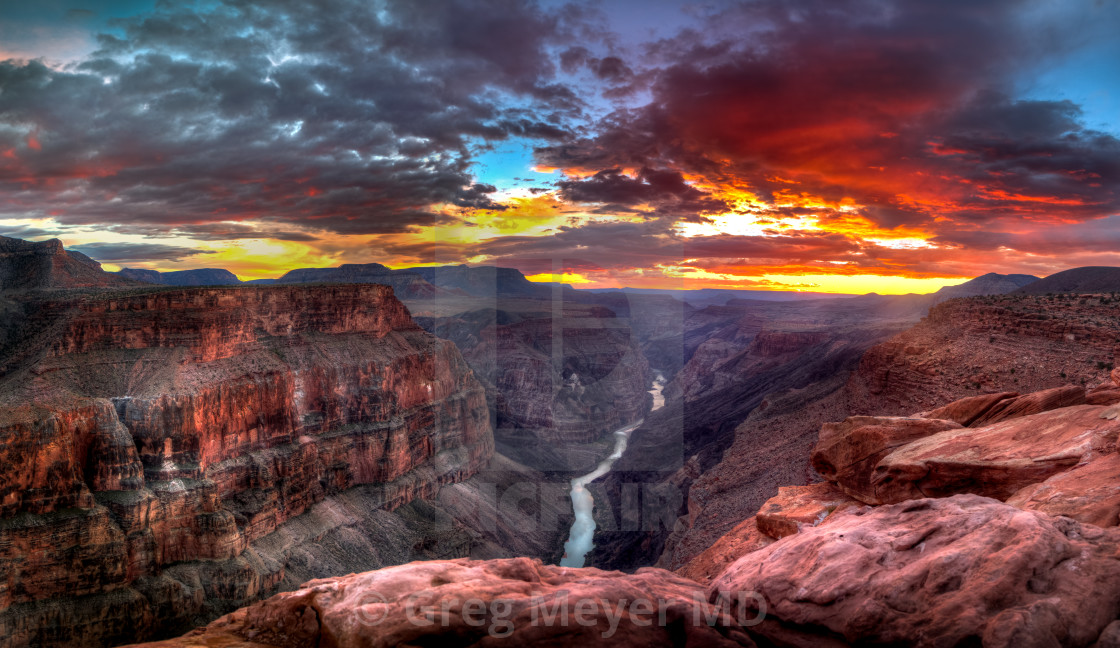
[130,360,1120,648]
[6,234,1120,647]
[656,292,1120,574]
[0,283,494,647]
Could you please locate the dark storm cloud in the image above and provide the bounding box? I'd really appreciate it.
[167,223,319,242]
[0,0,591,235]
[556,167,729,218]
[0,225,67,240]
[535,0,1120,232]
[70,241,217,262]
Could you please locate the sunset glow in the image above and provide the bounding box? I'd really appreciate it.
[2,1,1119,294]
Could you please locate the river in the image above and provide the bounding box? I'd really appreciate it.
[560,372,666,567]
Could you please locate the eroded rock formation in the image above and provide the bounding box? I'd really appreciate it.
[126,558,755,648]
[0,284,493,647]
[710,495,1120,648]
[123,292,1120,648]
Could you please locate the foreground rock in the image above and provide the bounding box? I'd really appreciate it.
[872,404,1120,503]
[924,391,1018,426]
[127,558,755,648]
[969,384,1086,427]
[675,516,775,585]
[710,495,1120,648]
[810,416,961,504]
[1007,452,1120,526]
[754,482,860,540]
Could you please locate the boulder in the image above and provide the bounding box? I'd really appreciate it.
[970,385,1085,427]
[1006,452,1120,527]
[754,482,861,540]
[709,495,1120,648]
[810,416,961,504]
[674,516,775,585]
[871,405,1120,504]
[1088,387,1120,406]
[924,391,1018,426]
[126,558,756,648]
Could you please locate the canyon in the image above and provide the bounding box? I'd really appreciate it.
[7,237,1120,647]
[128,295,1120,647]
[0,257,495,646]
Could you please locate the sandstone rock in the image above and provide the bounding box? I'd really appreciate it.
[1006,452,1120,527]
[0,285,494,647]
[126,558,756,648]
[124,632,271,648]
[871,404,1120,504]
[1088,387,1120,406]
[925,391,1018,426]
[1099,621,1120,648]
[674,516,775,585]
[850,295,1119,415]
[709,495,1120,648]
[754,482,861,540]
[970,384,1086,427]
[810,416,961,504]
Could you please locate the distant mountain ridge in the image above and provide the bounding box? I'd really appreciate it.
[0,236,136,290]
[933,272,1039,301]
[409,264,560,299]
[117,267,241,286]
[118,260,569,300]
[0,232,1097,301]
[584,286,852,307]
[1013,266,1120,295]
[272,263,442,299]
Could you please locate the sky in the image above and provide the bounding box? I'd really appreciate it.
[1,0,1119,293]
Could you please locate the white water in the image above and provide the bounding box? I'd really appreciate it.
[560,373,666,567]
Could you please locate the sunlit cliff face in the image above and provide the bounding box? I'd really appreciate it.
[1,0,1119,293]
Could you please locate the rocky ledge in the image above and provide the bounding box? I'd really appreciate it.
[126,557,754,648]
[137,374,1120,647]
[0,285,493,647]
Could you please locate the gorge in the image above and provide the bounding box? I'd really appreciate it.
[561,372,666,567]
[6,237,1120,647]
[0,255,497,646]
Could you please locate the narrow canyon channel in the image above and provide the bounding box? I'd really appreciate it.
[560,372,666,567]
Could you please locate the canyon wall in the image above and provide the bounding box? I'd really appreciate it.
[657,293,1120,573]
[0,285,493,647]
[414,300,652,468]
[130,375,1120,648]
[587,296,924,571]
[0,236,137,290]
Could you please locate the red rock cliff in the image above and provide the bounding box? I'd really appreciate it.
[0,284,493,647]
[852,294,1120,412]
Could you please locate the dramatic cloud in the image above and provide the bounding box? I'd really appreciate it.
[556,167,729,218]
[2,0,1119,291]
[70,241,217,262]
[520,0,1120,286]
[0,0,593,235]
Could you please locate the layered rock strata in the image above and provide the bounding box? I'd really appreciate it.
[0,285,492,647]
[135,375,1120,647]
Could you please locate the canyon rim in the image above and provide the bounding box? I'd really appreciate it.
[4,1,1120,646]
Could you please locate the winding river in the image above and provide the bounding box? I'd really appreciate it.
[560,373,666,567]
